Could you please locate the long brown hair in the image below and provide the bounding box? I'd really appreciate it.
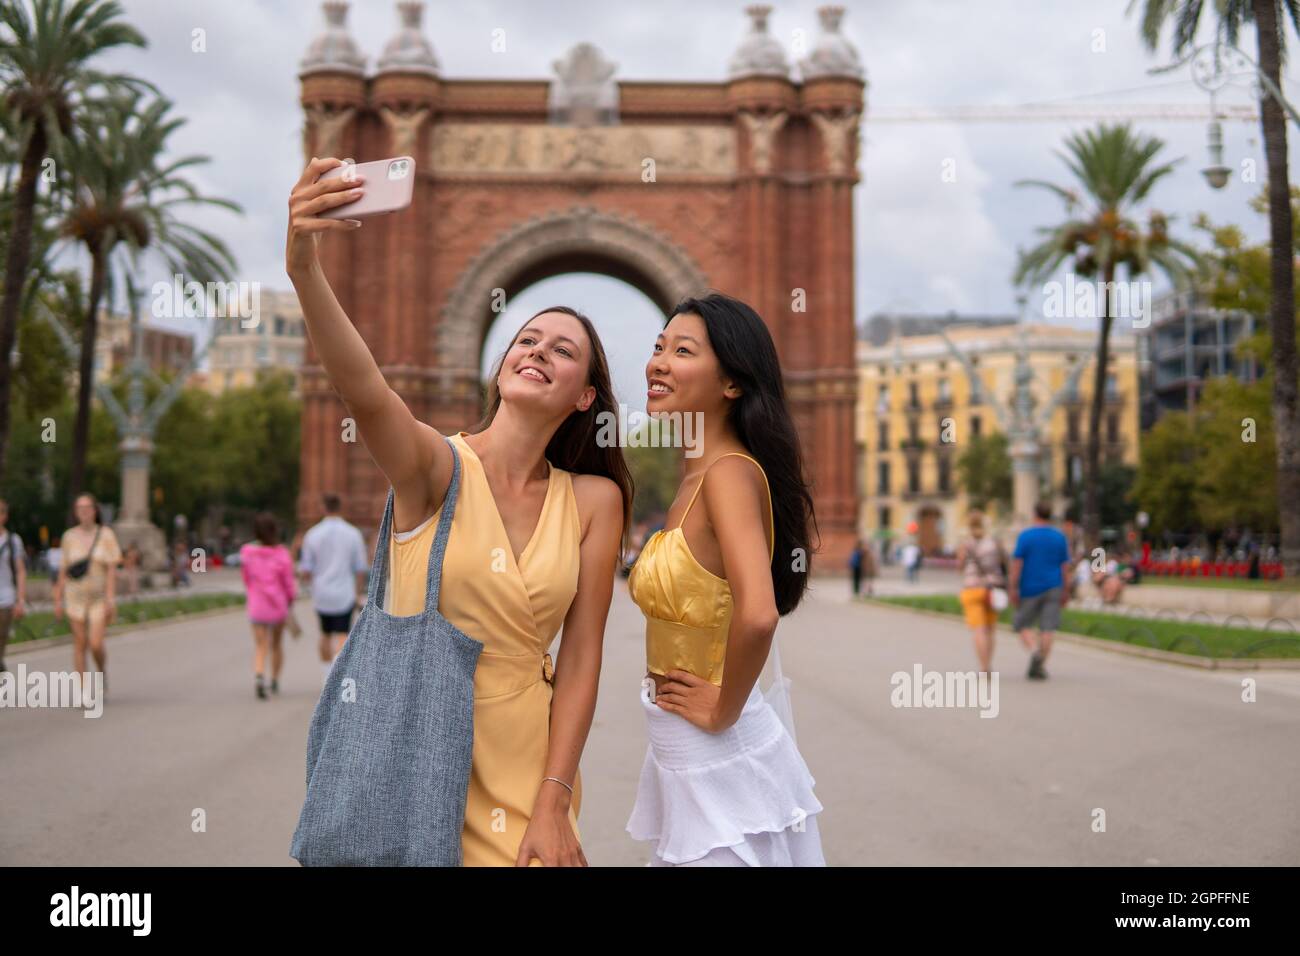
[474,305,634,549]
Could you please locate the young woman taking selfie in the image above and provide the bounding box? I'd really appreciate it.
[286,157,628,867]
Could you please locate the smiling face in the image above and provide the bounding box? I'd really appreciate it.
[645,311,740,417]
[495,310,596,418]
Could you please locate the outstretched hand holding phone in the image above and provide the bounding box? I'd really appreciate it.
[284,155,454,546]
[285,157,365,275]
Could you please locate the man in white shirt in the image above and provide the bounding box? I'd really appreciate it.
[298,493,368,679]
[0,498,28,673]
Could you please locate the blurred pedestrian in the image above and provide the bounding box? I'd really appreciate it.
[52,493,123,692]
[240,512,297,699]
[956,510,1005,675]
[901,540,921,584]
[45,537,62,578]
[170,539,191,588]
[1009,501,1071,680]
[849,539,865,597]
[0,498,29,673]
[122,543,143,596]
[298,493,367,683]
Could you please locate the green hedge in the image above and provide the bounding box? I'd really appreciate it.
[8,593,245,646]
[874,594,1300,660]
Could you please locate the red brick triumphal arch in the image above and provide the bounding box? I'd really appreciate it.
[296,2,864,566]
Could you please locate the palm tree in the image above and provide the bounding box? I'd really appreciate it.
[0,0,151,485]
[55,89,240,518]
[1132,0,1300,578]
[1014,123,1201,547]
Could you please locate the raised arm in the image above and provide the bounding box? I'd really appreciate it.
[285,157,452,527]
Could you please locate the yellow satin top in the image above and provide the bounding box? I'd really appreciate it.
[384,432,582,866]
[628,453,774,686]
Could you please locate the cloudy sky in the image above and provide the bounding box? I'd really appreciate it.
[86,0,1300,409]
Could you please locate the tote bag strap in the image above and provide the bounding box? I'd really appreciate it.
[365,436,463,612]
[423,438,462,610]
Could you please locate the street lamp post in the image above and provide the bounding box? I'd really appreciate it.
[939,296,1091,532]
[1150,39,1300,189]
[38,273,222,574]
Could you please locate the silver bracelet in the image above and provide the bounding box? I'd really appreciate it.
[542,776,574,795]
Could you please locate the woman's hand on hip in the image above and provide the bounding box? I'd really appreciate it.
[655,669,727,733]
[515,795,586,867]
[286,157,365,276]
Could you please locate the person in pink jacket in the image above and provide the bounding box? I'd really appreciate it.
[240,512,297,700]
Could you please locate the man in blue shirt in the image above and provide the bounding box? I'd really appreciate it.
[1009,500,1072,680]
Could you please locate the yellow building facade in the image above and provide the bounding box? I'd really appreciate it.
[198,289,306,395]
[855,322,1140,556]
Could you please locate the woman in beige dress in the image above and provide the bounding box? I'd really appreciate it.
[53,493,123,687]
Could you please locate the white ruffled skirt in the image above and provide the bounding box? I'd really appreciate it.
[626,677,826,866]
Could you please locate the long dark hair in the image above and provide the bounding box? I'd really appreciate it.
[475,305,634,548]
[670,292,817,615]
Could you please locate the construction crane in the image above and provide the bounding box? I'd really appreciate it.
[869,103,1259,122]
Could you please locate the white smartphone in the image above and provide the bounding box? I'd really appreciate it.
[317,156,415,220]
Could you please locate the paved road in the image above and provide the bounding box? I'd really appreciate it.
[4,578,1298,865]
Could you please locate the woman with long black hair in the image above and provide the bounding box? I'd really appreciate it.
[287,158,629,866]
[626,291,825,866]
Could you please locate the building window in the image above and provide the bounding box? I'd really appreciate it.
[876,384,890,416]
[907,459,921,494]
[971,415,982,438]
[1067,410,1080,443]
[937,457,951,493]
[908,382,920,408]
[908,417,919,443]
[1105,373,1118,397]
[877,420,889,448]
[1106,412,1119,443]
[878,506,891,530]
[937,378,951,402]
[877,461,891,495]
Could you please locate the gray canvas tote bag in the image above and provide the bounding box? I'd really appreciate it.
[290,439,483,865]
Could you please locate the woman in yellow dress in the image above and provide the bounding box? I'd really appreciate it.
[287,158,629,866]
[53,493,123,692]
[626,293,825,866]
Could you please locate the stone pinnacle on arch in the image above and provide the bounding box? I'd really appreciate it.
[377,1,441,77]
[300,1,367,77]
[729,4,791,81]
[798,5,865,81]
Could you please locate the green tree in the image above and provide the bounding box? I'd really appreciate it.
[1134,0,1300,575]
[1131,411,1200,535]
[955,431,1012,512]
[1014,122,1200,549]
[1194,376,1276,531]
[209,370,301,534]
[0,0,149,483]
[622,417,680,525]
[56,89,239,522]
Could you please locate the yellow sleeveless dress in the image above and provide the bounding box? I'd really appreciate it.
[384,432,582,866]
